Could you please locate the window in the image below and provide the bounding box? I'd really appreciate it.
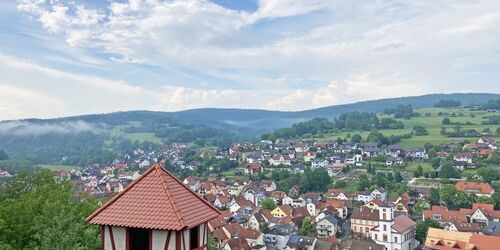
[129,228,150,250]
[383,234,388,242]
[394,236,398,243]
[190,226,199,249]
[383,225,387,231]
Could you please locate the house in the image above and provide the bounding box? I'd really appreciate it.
[311,159,329,169]
[244,187,267,206]
[86,164,220,250]
[245,163,264,175]
[345,154,363,166]
[425,228,500,250]
[326,199,348,219]
[454,152,473,164]
[387,144,403,157]
[326,189,352,201]
[288,185,301,199]
[264,224,295,250]
[286,235,315,250]
[239,228,264,247]
[304,151,317,162]
[214,195,231,210]
[248,213,267,231]
[272,205,294,218]
[424,203,500,228]
[292,164,306,174]
[183,176,201,192]
[407,147,428,159]
[363,146,381,157]
[316,215,339,238]
[282,196,306,208]
[223,237,251,250]
[351,207,379,238]
[386,157,403,166]
[350,239,384,250]
[261,180,277,192]
[246,153,264,164]
[370,206,419,250]
[455,182,494,197]
[355,188,388,203]
[302,192,323,204]
[270,191,287,205]
[270,155,292,166]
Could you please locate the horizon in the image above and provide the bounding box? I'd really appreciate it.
[1,1,500,120]
[0,92,496,122]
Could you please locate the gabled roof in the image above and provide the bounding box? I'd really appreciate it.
[86,164,220,230]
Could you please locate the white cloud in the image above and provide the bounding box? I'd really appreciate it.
[6,0,500,119]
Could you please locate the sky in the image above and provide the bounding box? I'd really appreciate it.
[0,0,499,120]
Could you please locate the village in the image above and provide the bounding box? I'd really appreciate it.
[9,134,494,250]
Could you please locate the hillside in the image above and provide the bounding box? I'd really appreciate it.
[0,93,498,165]
[7,93,500,134]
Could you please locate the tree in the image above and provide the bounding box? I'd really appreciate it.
[478,167,498,183]
[351,134,362,143]
[260,198,277,210]
[413,125,429,136]
[298,217,316,236]
[442,118,450,125]
[413,165,424,178]
[440,185,457,206]
[394,172,403,183]
[416,219,442,242]
[0,149,8,161]
[439,165,460,179]
[260,223,270,234]
[429,188,440,205]
[0,170,100,249]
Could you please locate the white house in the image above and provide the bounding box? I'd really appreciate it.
[311,159,329,169]
[316,215,339,238]
[370,206,419,250]
[269,155,292,166]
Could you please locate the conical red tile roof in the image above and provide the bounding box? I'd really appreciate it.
[86,164,220,230]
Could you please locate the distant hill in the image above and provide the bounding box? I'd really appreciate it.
[4,93,500,136]
[1,93,498,165]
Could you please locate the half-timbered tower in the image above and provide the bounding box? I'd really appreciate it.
[87,164,221,250]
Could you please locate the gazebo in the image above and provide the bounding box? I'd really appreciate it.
[87,164,221,250]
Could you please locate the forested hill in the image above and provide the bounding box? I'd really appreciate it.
[10,93,500,134]
[0,93,498,166]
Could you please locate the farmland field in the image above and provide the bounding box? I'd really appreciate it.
[38,164,75,171]
[317,107,499,149]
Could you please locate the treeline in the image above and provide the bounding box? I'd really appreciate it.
[154,125,238,148]
[383,105,417,119]
[433,99,461,108]
[270,168,331,194]
[480,99,500,110]
[440,126,481,137]
[262,111,405,140]
[0,132,117,166]
[0,170,100,249]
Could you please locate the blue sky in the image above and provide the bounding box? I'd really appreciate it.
[1,0,499,120]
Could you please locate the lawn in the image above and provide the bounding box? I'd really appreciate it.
[38,164,75,171]
[406,162,434,172]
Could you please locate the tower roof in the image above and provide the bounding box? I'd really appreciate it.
[86,164,220,230]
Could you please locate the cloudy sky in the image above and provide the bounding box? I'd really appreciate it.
[1,0,499,120]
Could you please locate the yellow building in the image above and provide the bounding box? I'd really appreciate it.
[271,205,293,218]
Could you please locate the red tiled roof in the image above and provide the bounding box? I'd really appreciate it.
[87,164,220,230]
[392,215,416,233]
[246,163,263,170]
[455,182,494,195]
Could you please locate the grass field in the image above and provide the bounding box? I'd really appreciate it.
[406,162,434,172]
[108,121,164,144]
[38,164,75,171]
[317,107,499,148]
